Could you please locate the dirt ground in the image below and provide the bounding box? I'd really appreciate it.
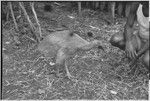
[2,2,149,100]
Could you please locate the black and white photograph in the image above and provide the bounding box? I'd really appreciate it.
[1,0,149,100]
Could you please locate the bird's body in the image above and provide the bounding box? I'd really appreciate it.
[38,30,103,78]
[38,30,92,59]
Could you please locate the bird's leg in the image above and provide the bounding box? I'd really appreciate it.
[55,48,77,79]
[53,63,73,78]
[55,48,69,78]
[54,64,64,78]
[64,64,77,79]
[54,62,75,79]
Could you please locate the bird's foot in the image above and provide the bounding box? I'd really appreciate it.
[65,70,77,80]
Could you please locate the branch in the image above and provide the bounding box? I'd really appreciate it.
[78,2,82,16]
[9,2,19,32]
[19,2,39,42]
[19,2,35,32]
[30,2,42,39]
[6,3,10,21]
[111,2,116,24]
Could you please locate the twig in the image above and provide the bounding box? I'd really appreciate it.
[78,2,82,16]
[19,2,35,32]
[6,3,10,21]
[111,2,116,24]
[9,2,19,32]
[8,2,21,44]
[53,2,62,6]
[19,2,39,42]
[30,2,42,39]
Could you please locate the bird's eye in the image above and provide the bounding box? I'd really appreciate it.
[87,32,93,37]
[40,37,44,41]
[98,45,104,51]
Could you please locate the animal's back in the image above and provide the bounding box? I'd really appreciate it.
[48,30,71,46]
[66,33,89,49]
[38,30,72,57]
[38,30,90,58]
[45,30,89,48]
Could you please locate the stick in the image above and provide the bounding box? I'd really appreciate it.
[30,2,42,39]
[19,2,39,42]
[9,2,19,32]
[19,2,35,31]
[111,2,116,24]
[6,3,10,21]
[78,2,82,16]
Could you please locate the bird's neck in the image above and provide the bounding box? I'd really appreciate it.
[80,41,97,51]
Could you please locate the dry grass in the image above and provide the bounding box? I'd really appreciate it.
[2,2,149,100]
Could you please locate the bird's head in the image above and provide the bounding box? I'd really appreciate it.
[92,40,105,51]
